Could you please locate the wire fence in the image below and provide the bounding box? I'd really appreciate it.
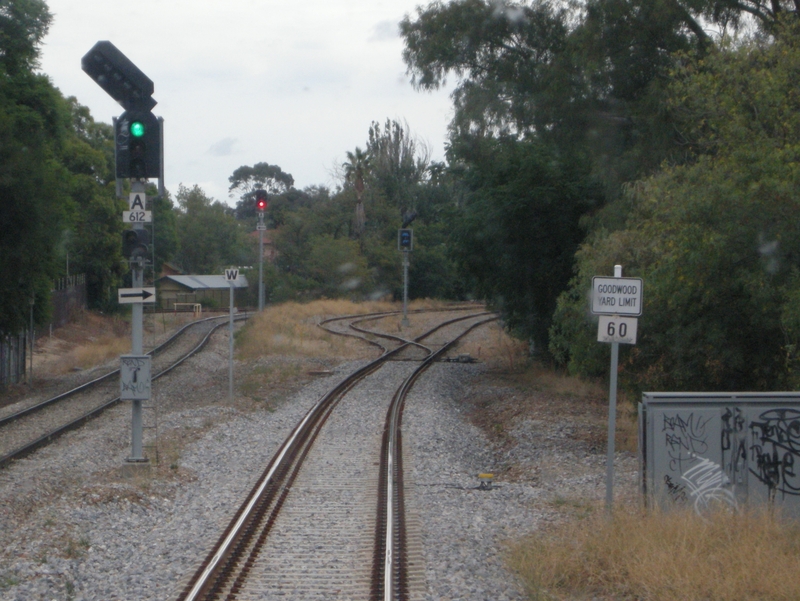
[0,275,87,389]
[0,332,27,389]
[49,275,87,334]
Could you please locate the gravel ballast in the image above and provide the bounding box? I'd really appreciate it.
[0,328,636,600]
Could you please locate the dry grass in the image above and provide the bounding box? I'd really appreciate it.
[236,299,390,360]
[510,362,640,454]
[51,335,131,373]
[36,311,130,375]
[234,299,467,408]
[514,362,606,400]
[509,503,800,601]
[236,299,445,360]
[34,310,205,376]
[456,320,530,373]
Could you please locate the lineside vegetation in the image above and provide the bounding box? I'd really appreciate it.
[509,504,800,601]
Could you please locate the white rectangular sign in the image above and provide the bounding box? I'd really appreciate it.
[256,224,267,231]
[123,210,152,223]
[592,276,643,316]
[597,315,638,345]
[120,355,151,400]
[129,192,147,211]
[118,287,156,304]
[225,268,239,282]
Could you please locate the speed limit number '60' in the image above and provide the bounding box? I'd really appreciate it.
[597,315,638,345]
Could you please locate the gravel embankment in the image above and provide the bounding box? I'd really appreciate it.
[0,327,637,601]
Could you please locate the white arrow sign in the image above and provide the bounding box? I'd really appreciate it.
[118,287,156,304]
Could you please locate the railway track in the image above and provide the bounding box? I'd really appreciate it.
[0,313,248,468]
[176,308,496,601]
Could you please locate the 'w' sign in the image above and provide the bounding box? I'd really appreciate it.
[225,268,239,282]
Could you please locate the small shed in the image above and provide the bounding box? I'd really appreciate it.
[156,275,249,311]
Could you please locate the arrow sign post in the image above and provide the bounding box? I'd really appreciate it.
[84,39,163,468]
[118,287,156,304]
[226,268,239,401]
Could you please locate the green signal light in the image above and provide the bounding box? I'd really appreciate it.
[130,121,145,137]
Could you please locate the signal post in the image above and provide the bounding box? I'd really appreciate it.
[255,190,267,311]
[398,228,413,327]
[83,41,163,466]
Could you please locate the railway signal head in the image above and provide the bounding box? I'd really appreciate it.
[81,41,157,111]
[398,228,413,251]
[122,228,150,260]
[401,211,417,228]
[115,110,161,179]
[255,189,268,212]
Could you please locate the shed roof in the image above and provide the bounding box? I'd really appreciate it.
[157,275,249,290]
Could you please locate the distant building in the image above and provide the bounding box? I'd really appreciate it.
[158,262,184,278]
[156,275,249,311]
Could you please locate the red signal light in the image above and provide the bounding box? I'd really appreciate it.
[255,189,267,212]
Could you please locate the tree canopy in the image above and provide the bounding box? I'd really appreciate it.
[229,162,295,220]
[173,185,248,275]
[550,25,800,390]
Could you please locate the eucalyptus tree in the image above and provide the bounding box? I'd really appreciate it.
[550,26,800,391]
[0,0,66,334]
[228,162,295,220]
[173,185,249,274]
[397,0,735,349]
[366,119,430,217]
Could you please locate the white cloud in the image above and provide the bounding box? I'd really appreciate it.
[208,138,239,157]
[40,0,455,205]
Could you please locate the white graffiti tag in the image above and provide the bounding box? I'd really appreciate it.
[680,453,737,514]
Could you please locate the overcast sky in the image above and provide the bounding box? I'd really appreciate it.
[38,0,454,205]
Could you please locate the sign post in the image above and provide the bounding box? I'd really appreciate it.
[83,41,162,467]
[258,215,265,311]
[225,267,239,401]
[591,266,643,513]
[127,181,150,463]
[255,189,267,311]
[398,228,413,327]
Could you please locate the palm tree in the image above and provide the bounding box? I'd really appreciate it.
[343,147,370,237]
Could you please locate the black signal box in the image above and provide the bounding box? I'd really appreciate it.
[398,228,413,251]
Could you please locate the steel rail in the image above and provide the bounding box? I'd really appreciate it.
[348,314,434,355]
[317,304,483,354]
[0,315,247,469]
[176,341,407,601]
[372,315,499,600]
[177,309,494,601]
[0,313,235,429]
